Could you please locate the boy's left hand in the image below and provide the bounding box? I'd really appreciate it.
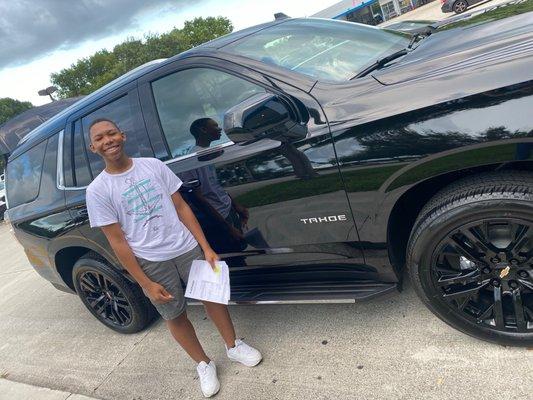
[203,247,220,270]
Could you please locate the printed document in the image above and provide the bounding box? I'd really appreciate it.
[185,260,230,304]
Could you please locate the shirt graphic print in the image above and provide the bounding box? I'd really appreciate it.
[86,157,198,261]
[122,177,163,226]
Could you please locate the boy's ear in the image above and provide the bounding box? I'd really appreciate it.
[89,142,97,153]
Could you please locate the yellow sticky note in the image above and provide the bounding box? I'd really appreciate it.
[213,263,221,275]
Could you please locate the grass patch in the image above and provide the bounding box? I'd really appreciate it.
[388,144,517,189]
[236,143,521,207]
[235,165,402,207]
[439,0,533,31]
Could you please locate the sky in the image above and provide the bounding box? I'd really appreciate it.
[0,0,331,106]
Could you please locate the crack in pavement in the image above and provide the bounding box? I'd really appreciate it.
[90,326,154,396]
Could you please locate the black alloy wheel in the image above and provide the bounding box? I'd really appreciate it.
[432,219,533,332]
[78,271,132,326]
[73,252,155,333]
[408,172,533,346]
[453,0,468,13]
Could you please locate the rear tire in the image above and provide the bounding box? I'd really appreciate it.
[407,172,533,346]
[73,252,156,333]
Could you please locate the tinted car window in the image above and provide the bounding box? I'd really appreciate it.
[73,121,92,187]
[151,68,265,158]
[6,139,47,207]
[81,94,153,177]
[224,18,410,82]
[62,129,74,187]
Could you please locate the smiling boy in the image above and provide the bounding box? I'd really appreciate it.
[85,118,261,397]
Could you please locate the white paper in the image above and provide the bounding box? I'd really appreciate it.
[185,260,230,305]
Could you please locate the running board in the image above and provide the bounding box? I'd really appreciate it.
[226,281,398,303]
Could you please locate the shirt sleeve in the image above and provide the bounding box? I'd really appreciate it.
[86,187,119,228]
[156,159,183,195]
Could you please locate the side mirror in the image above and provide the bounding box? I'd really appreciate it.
[223,93,307,143]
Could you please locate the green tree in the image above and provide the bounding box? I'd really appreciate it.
[51,16,233,98]
[0,98,33,125]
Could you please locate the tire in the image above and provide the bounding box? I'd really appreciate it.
[407,171,533,346]
[73,252,156,333]
[453,0,468,13]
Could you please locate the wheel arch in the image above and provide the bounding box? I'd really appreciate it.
[386,160,533,273]
[53,245,127,291]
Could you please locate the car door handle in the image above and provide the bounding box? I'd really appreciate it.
[182,179,201,190]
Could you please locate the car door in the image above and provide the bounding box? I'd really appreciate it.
[138,56,366,301]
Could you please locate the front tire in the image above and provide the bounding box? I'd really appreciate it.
[73,252,155,333]
[453,0,468,13]
[407,172,533,346]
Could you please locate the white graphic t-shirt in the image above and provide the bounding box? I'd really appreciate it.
[86,157,198,261]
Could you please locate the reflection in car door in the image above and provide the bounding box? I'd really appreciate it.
[138,57,364,300]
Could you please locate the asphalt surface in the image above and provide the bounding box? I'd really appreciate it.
[0,219,532,400]
[380,0,511,24]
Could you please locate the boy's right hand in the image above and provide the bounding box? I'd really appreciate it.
[145,281,174,304]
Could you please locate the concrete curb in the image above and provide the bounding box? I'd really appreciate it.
[0,378,100,400]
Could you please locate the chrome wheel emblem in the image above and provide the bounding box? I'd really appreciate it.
[499,266,510,279]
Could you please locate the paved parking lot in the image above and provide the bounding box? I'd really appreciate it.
[381,0,511,23]
[0,221,531,400]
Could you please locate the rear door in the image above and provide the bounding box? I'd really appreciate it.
[138,56,365,301]
[61,84,154,255]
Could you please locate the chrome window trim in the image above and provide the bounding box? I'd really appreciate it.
[56,127,234,190]
[56,129,88,191]
[56,129,64,189]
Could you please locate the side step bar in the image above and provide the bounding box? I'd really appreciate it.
[228,281,398,303]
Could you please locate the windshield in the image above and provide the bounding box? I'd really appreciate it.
[224,18,410,82]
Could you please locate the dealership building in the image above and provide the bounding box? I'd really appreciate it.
[312,0,432,25]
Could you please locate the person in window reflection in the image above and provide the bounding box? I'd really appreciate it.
[180,118,249,254]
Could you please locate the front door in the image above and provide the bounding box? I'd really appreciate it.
[139,58,366,301]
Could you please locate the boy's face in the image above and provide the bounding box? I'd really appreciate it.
[201,119,222,142]
[89,121,126,161]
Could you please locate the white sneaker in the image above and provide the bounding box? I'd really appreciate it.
[226,339,262,367]
[196,360,220,398]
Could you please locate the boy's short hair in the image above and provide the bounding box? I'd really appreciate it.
[189,118,211,140]
[88,118,121,139]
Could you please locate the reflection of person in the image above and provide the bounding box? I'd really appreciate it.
[182,118,249,252]
[85,118,261,398]
[279,141,318,179]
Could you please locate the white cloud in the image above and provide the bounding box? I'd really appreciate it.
[0,0,330,106]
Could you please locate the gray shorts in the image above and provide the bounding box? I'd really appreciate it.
[135,245,204,320]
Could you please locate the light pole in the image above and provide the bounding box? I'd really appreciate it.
[38,86,57,102]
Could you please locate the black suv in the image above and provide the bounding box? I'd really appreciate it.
[4,12,533,346]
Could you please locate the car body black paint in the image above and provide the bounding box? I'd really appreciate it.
[4,8,533,319]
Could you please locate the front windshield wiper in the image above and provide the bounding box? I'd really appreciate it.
[353,48,408,79]
[353,34,423,79]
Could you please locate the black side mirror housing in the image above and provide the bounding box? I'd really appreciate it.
[223,93,308,143]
